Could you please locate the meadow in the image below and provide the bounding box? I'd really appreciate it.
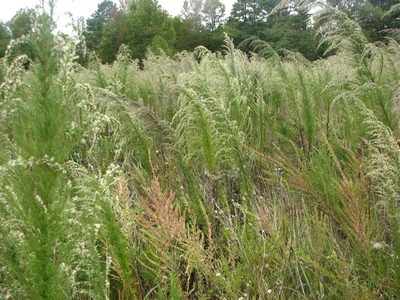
[0,2,400,299]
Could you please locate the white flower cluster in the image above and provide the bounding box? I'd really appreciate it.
[98,163,121,193]
[0,156,68,182]
[68,14,87,58]
[0,53,28,101]
[0,264,27,299]
[56,35,79,99]
[0,185,21,218]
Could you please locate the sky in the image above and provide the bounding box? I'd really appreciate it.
[0,0,237,32]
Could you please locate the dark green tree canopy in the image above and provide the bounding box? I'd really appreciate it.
[99,6,129,62]
[264,13,321,60]
[326,0,400,42]
[0,22,10,40]
[127,0,176,60]
[0,22,11,57]
[84,0,115,52]
[229,0,280,22]
[76,0,399,64]
[226,0,320,59]
[369,0,398,10]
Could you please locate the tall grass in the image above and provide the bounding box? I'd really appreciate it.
[1,1,400,299]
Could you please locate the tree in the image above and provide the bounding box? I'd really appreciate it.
[171,16,193,51]
[355,2,384,41]
[75,16,88,65]
[226,0,321,60]
[181,0,205,34]
[226,0,279,48]
[0,22,10,39]
[178,0,226,51]
[378,1,400,32]
[229,0,279,22]
[264,13,321,60]
[119,0,133,12]
[4,9,37,61]
[126,0,176,60]
[0,22,11,57]
[201,0,226,51]
[7,8,35,39]
[368,0,398,10]
[227,0,280,40]
[84,0,115,53]
[178,0,207,51]
[148,35,175,56]
[326,0,365,11]
[99,6,129,63]
[203,0,226,32]
[327,0,400,42]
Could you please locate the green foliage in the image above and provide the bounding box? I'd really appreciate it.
[228,0,321,60]
[355,2,384,42]
[84,0,115,53]
[265,14,321,60]
[203,0,225,32]
[0,22,11,58]
[0,2,108,299]
[0,22,10,39]
[99,7,128,63]
[230,0,280,22]
[3,9,36,61]
[77,0,400,64]
[126,0,176,61]
[181,0,205,34]
[148,35,175,57]
[7,8,36,39]
[169,0,226,53]
[325,0,400,43]
[1,1,400,299]
[0,39,9,58]
[382,3,400,41]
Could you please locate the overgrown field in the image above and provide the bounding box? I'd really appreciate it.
[1,2,400,299]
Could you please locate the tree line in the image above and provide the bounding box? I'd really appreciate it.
[0,0,399,62]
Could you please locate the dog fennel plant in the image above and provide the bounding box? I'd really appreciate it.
[0,2,117,299]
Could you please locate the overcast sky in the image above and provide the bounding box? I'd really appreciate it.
[1,0,237,31]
